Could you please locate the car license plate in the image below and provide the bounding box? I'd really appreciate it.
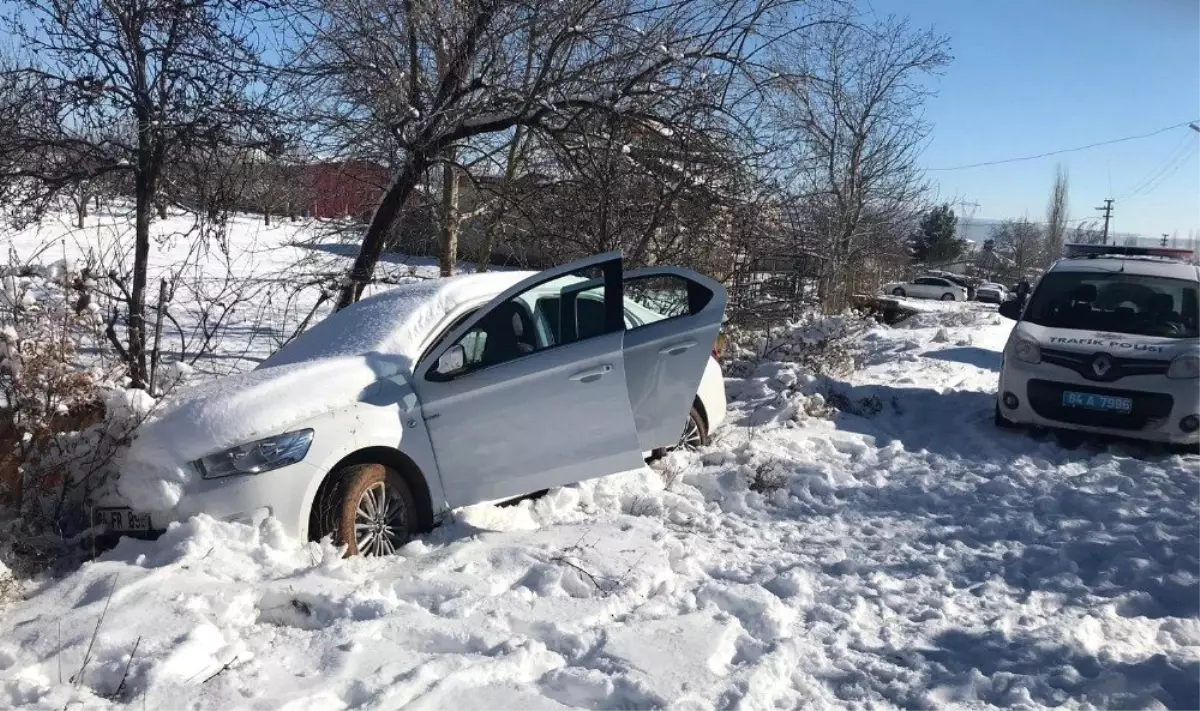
[92,507,152,533]
[1061,391,1133,413]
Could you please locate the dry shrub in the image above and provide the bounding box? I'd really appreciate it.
[0,263,153,535]
[723,311,873,379]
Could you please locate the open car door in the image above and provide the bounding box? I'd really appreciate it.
[411,253,644,508]
[621,267,727,451]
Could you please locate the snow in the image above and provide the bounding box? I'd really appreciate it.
[3,295,1198,709]
[261,271,529,373]
[2,209,1199,709]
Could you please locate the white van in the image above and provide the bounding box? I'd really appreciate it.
[996,244,1199,446]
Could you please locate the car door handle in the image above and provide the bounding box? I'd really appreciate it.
[658,340,697,356]
[569,364,613,383]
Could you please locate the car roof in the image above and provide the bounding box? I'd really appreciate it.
[1048,256,1200,281]
[260,271,533,372]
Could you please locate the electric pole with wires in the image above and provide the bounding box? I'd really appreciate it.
[1095,199,1114,244]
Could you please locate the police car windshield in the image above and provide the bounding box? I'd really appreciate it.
[1024,271,1199,339]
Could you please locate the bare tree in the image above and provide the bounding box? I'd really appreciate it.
[0,0,282,388]
[1045,164,1069,261]
[989,218,1045,281]
[770,14,951,308]
[284,0,813,309]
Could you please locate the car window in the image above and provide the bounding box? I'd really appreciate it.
[432,263,618,379]
[623,273,713,328]
[914,277,939,286]
[535,288,611,345]
[1023,270,1199,338]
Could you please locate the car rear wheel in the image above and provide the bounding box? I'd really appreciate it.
[678,406,709,450]
[314,463,419,556]
[941,293,955,301]
[892,288,906,297]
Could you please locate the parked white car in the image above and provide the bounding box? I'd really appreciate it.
[882,276,968,301]
[996,244,1199,446]
[110,253,728,555]
[976,282,1008,304]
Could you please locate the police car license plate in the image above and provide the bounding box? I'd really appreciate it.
[92,507,152,533]
[1061,391,1132,413]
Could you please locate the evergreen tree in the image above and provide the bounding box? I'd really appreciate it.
[910,204,964,264]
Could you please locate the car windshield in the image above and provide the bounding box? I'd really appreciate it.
[1023,270,1199,339]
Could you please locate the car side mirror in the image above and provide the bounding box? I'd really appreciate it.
[434,344,466,376]
[998,300,1022,320]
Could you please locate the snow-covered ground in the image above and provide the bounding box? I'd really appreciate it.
[1,213,1198,710]
[2,207,454,378]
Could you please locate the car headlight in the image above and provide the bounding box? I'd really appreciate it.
[1012,335,1041,364]
[195,429,314,480]
[1168,354,1200,380]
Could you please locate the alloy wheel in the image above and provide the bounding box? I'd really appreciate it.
[678,415,705,451]
[353,481,407,556]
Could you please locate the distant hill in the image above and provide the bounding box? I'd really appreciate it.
[955,218,1193,250]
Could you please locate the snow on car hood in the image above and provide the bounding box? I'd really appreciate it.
[118,271,530,511]
[1017,322,1198,358]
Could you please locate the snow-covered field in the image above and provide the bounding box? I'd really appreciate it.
[1,213,1198,710]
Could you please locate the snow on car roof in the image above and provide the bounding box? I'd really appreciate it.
[1050,256,1200,281]
[260,270,533,373]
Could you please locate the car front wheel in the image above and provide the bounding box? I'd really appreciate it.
[941,293,955,301]
[314,463,419,556]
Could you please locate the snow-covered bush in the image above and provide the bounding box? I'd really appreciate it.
[723,311,874,378]
[0,260,160,535]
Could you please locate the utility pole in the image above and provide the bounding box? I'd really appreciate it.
[1099,198,1113,246]
[1161,233,1170,247]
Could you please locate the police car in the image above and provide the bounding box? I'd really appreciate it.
[995,243,1199,446]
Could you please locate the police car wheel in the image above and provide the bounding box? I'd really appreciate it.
[994,404,1017,430]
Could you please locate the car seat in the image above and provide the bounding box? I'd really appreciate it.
[479,302,536,367]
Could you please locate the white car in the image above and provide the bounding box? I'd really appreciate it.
[976,282,1008,304]
[883,276,968,301]
[112,253,728,555]
[996,244,1199,446]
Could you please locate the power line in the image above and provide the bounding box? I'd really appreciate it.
[1118,142,1198,203]
[1113,131,1194,200]
[927,120,1200,172]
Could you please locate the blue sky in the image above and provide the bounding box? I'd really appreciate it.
[864,0,1199,240]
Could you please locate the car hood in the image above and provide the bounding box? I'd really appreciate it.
[1016,322,1198,359]
[117,355,393,511]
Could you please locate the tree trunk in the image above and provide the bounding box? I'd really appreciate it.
[76,200,85,229]
[438,151,460,277]
[335,154,431,310]
[129,175,153,389]
[264,209,271,226]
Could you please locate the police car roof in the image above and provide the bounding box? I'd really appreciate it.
[1050,256,1200,281]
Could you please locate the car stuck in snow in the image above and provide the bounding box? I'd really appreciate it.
[995,244,1200,446]
[109,253,727,555]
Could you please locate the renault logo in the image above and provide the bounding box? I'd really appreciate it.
[1092,354,1113,377]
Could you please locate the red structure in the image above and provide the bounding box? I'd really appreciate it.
[302,161,389,220]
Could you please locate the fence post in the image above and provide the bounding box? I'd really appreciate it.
[148,279,168,396]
